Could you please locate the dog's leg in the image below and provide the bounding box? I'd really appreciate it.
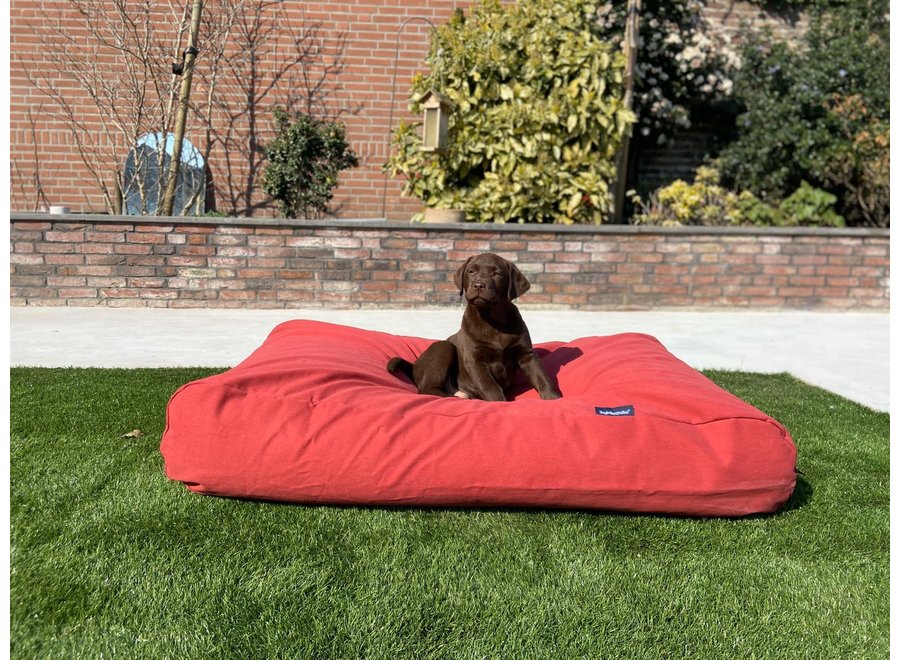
[519,351,562,400]
[460,358,507,402]
[412,340,457,397]
[386,357,415,381]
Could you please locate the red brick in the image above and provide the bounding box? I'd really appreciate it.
[12,222,51,230]
[212,234,248,246]
[220,290,257,301]
[826,277,861,287]
[47,276,86,287]
[181,245,215,256]
[217,246,255,257]
[286,236,325,248]
[100,288,140,299]
[187,234,210,246]
[778,286,815,297]
[324,237,363,248]
[128,233,167,244]
[114,244,152,255]
[787,276,825,287]
[45,230,84,242]
[58,287,97,298]
[132,224,172,232]
[11,253,45,265]
[369,249,406,260]
[36,242,76,255]
[554,251,591,263]
[413,238,451,251]
[248,235,286,246]
[85,231,125,243]
[255,227,294,236]
[334,248,372,259]
[276,290,316,301]
[237,268,275,279]
[139,289,178,299]
[94,224,131,232]
[815,243,853,255]
[584,242,619,253]
[106,299,150,308]
[11,232,42,243]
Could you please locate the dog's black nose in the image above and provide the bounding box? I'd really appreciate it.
[473,281,485,291]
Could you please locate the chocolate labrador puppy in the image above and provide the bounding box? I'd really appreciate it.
[387,253,561,401]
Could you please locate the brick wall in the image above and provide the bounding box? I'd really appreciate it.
[704,0,808,45]
[10,214,889,310]
[10,0,465,220]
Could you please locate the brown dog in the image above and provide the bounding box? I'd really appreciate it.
[387,253,561,401]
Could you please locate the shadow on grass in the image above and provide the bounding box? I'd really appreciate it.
[782,474,813,512]
[211,474,812,521]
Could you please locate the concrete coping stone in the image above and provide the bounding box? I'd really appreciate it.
[10,211,889,239]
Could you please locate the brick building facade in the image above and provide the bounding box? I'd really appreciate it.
[10,0,806,220]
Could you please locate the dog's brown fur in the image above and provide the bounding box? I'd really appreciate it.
[387,253,561,401]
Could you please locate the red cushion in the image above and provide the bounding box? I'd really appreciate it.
[161,320,796,516]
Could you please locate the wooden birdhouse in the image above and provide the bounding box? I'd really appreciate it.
[419,90,454,153]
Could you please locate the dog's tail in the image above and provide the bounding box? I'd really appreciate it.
[386,357,415,383]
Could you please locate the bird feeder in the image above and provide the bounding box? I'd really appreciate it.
[419,90,454,153]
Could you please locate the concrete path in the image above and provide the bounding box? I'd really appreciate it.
[9,307,889,412]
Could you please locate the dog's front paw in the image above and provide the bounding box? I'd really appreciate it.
[540,390,562,400]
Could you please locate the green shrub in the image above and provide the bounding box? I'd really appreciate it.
[262,107,358,219]
[715,1,889,226]
[777,181,845,227]
[385,0,634,224]
[631,167,844,228]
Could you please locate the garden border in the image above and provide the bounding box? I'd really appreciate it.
[10,212,889,310]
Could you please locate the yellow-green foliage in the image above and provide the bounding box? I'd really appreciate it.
[385,0,634,224]
[631,167,845,228]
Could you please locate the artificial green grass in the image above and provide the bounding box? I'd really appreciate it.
[10,368,889,659]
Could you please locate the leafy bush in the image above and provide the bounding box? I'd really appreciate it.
[631,167,844,228]
[262,107,358,219]
[816,94,890,227]
[777,182,846,227]
[385,0,634,224]
[715,1,889,226]
[631,167,741,226]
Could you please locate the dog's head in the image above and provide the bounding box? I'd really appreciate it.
[453,253,531,306]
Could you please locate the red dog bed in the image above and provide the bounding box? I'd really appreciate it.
[161,320,796,517]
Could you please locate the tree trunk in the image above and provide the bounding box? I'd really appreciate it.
[612,0,640,223]
[159,0,204,217]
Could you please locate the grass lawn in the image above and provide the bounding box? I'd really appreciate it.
[10,367,888,658]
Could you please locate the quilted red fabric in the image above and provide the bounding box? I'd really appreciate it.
[161,320,797,516]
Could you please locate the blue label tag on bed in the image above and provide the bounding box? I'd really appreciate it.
[595,405,635,417]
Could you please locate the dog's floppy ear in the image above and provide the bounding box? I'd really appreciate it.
[507,262,531,300]
[453,257,473,296]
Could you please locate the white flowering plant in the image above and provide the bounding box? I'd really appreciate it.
[595,1,739,145]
